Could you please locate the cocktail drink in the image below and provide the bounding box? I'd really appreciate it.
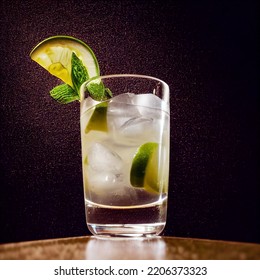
[80,75,170,236]
[29,36,170,237]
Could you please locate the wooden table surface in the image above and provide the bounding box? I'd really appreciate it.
[0,236,260,260]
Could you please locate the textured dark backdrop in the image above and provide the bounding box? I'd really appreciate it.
[0,0,259,243]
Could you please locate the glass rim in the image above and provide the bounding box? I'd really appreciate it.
[80,73,170,103]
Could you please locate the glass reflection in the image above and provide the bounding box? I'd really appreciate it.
[85,236,166,259]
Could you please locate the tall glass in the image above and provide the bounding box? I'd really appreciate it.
[80,74,170,237]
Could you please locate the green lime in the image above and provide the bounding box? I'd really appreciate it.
[85,102,108,133]
[130,142,160,193]
[30,35,99,88]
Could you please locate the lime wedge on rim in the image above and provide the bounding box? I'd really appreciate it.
[130,142,161,193]
[30,35,99,88]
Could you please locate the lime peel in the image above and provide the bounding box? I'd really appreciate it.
[130,142,161,193]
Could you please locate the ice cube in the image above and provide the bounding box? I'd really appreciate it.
[132,93,169,116]
[84,143,125,194]
[85,164,138,205]
[107,93,141,136]
[87,142,123,172]
[108,93,139,119]
[86,167,124,193]
[120,116,153,137]
[107,93,167,144]
[132,93,162,108]
[110,92,135,104]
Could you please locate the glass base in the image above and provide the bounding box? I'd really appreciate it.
[87,223,165,237]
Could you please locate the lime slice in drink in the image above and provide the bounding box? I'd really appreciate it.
[85,102,108,133]
[130,142,160,193]
[30,35,99,88]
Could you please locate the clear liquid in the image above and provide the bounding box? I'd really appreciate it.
[80,94,170,236]
[86,197,167,237]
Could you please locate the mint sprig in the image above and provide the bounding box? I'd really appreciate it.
[49,52,112,104]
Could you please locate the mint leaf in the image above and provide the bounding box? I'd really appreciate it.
[87,82,113,101]
[50,84,79,104]
[87,82,105,100]
[71,52,89,94]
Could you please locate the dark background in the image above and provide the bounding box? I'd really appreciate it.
[0,0,259,244]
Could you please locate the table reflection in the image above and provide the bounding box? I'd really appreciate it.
[85,236,166,259]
